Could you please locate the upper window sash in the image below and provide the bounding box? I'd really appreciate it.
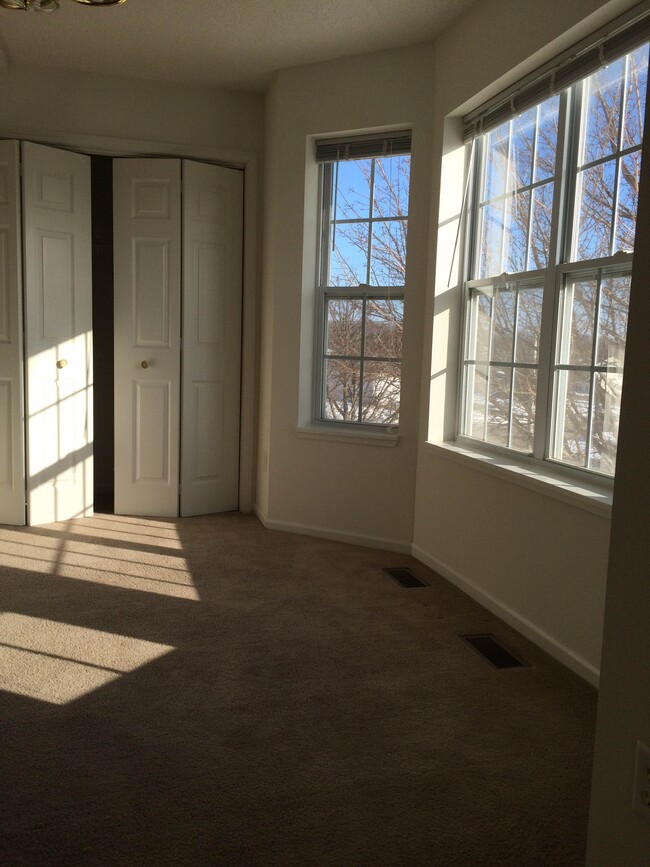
[468,92,564,282]
[566,46,648,263]
[318,155,410,290]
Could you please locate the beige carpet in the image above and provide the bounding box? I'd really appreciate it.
[0,512,596,865]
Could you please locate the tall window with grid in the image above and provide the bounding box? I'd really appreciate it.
[460,37,648,476]
[315,133,411,426]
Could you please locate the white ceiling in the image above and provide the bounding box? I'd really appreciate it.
[0,0,478,92]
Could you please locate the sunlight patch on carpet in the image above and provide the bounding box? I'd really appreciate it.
[69,516,184,547]
[0,528,199,600]
[0,613,175,705]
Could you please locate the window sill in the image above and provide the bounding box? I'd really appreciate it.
[296,424,399,447]
[424,440,612,518]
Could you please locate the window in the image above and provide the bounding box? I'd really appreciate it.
[315,133,411,426]
[460,36,649,477]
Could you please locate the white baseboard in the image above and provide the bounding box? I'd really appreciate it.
[253,506,411,554]
[411,543,600,688]
[250,507,599,686]
[252,503,268,525]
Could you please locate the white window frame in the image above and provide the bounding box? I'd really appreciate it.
[457,40,647,481]
[314,150,409,428]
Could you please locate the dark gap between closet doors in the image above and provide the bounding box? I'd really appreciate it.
[91,155,115,514]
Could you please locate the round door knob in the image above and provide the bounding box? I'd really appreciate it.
[141,360,149,369]
[56,359,68,369]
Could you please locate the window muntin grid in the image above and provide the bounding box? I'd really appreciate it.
[572,46,648,261]
[475,95,560,279]
[462,280,543,453]
[323,155,410,288]
[317,152,410,426]
[550,268,630,474]
[461,43,648,477]
[322,294,403,425]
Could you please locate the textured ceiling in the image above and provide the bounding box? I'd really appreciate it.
[0,0,478,91]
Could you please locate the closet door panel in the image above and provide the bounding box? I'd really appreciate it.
[181,161,243,516]
[23,142,93,526]
[113,159,181,517]
[0,140,25,525]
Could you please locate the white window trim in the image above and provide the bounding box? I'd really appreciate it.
[296,423,399,447]
[425,440,612,518]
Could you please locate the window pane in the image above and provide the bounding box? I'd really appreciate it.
[511,368,537,453]
[483,123,509,201]
[509,107,535,190]
[361,361,400,424]
[574,160,616,260]
[553,369,590,466]
[623,45,649,149]
[515,285,543,363]
[470,291,492,363]
[364,298,403,358]
[486,366,511,446]
[534,95,560,182]
[478,202,505,278]
[590,370,623,474]
[562,278,597,366]
[581,58,624,165]
[503,190,530,273]
[468,364,488,439]
[329,222,368,286]
[597,275,630,368]
[373,155,410,218]
[527,181,553,270]
[332,159,371,220]
[326,298,363,357]
[369,220,407,286]
[324,359,360,421]
[491,288,515,362]
[615,151,642,252]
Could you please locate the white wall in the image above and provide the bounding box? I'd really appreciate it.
[257,45,437,549]
[0,67,263,158]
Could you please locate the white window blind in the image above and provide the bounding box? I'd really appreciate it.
[463,5,650,140]
[315,131,411,163]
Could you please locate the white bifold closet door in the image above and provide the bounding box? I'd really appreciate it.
[113,159,182,517]
[181,159,243,516]
[0,140,26,525]
[22,142,93,526]
[113,158,242,518]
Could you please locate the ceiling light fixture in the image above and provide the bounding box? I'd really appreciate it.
[0,0,127,10]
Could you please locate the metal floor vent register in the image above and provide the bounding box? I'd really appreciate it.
[461,634,527,669]
[383,567,428,588]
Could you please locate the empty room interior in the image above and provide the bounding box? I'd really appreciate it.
[1,0,649,864]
